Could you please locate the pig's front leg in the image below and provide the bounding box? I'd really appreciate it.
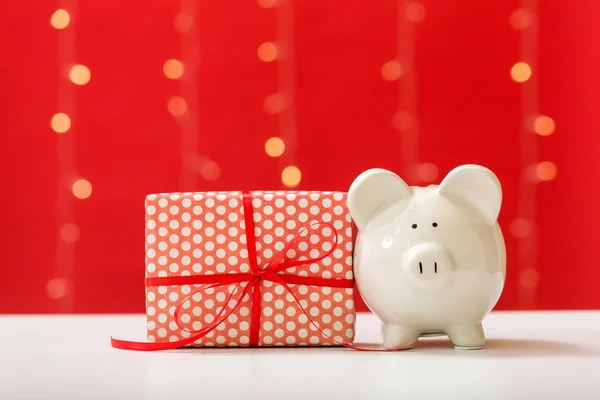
[382,323,420,350]
[445,323,485,350]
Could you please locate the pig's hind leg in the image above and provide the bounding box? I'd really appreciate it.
[445,323,485,350]
[382,324,420,350]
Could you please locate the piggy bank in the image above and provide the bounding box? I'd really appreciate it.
[347,164,506,350]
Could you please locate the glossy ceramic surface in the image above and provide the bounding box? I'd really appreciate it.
[347,165,506,349]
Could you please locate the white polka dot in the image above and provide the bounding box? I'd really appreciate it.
[263,321,273,331]
[345,270,353,279]
[180,256,190,265]
[274,242,284,251]
[147,205,156,215]
[147,306,156,316]
[263,292,273,302]
[147,263,156,273]
[322,213,332,222]
[322,287,332,295]
[309,263,320,273]
[240,307,250,316]
[216,249,226,259]
[204,241,214,251]
[286,336,296,344]
[274,300,284,309]
[274,328,284,338]
[334,321,343,331]
[169,263,179,273]
[204,198,215,207]
[254,227,262,237]
[333,307,343,317]
[157,271,167,277]
[216,205,226,215]
[158,213,167,223]
[216,194,227,201]
[216,234,226,244]
[158,241,167,251]
[158,198,168,208]
[310,336,320,344]
[322,198,332,208]
[274,285,285,295]
[180,313,191,324]
[204,299,214,309]
[158,227,168,237]
[158,286,168,295]
[321,314,331,323]
[263,307,273,316]
[309,307,319,316]
[158,256,168,266]
[345,299,354,309]
[274,227,284,237]
[263,234,273,244]
[275,213,284,222]
[298,242,308,251]
[253,212,262,222]
[333,193,344,201]
[345,314,355,324]
[147,220,156,230]
[158,313,167,323]
[192,306,202,316]
[204,314,214,323]
[309,206,320,215]
[193,205,203,216]
[227,198,238,208]
[169,205,179,215]
[169,248,179,259]
[333,220,343,230]
[228,213,238,223]
[147,249,156,259]
[333,263,344,273]
[309,193,320,201]
[274,314,284,324]
[182,227,191,237]
[216,336,226,344]
[298,198,308,208]
[334,249,343,259]
[205,212,215,222]
[286,205,296,215]
[345,227,353,237]
[227,256,238,265]
[299,314,308,324]
[216,263,226,273]
[147,234,156,244]
[263,205,273,215]
[263,249,273,258]
[216,220,225,230]
[286,307,296,316]
[345,329,354,338]
[286,220,296,230]
[275,198,284,208]
[228,328,238,338]
[158,328,167,338]
[263,335,273,344]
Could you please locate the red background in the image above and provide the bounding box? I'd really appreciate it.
[1,1,599,314]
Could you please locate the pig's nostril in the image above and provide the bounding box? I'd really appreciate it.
[435,262,437,273]
[419,262,423,274]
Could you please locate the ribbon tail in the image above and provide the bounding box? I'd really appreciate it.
[110,333,202,351]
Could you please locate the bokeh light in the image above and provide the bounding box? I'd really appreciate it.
[51,113,71,133]
[509,9,533,30]
[535,161,557,181]
[265,137,285,157]
[391,111,412,130]
[46,278,68,300]
[263,93,287,114]
[510,218,534,239]
[72,179,92,199]
[60,223,81,243]
[519,268,540,289]
[533,115,556,136]
[69,64,91,85]
[167,96,188,117]
[50,9,70,29]
[258,42,277,62]
[511,62,532,83]
[405,2,426,22]
[418,163,438,182]
[199,160,221,181]
[282,166,301,187]
[163,59,184,80]
[174,12,194,34]
[381,60,403,81]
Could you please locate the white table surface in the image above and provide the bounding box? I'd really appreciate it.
[1,311,599,400]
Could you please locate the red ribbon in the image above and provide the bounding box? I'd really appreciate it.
[111,191,415,352]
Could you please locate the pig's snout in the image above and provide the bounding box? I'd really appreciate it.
[402,243,455,290]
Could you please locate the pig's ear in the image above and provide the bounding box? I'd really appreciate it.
[438,164,502,225]
[347,168,413,231]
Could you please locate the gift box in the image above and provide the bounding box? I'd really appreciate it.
[143,190,356,347]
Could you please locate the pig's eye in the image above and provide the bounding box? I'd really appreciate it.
[432,222,438,227]
[411,224,417,229]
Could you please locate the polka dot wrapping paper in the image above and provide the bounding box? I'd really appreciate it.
[144,191,356,347]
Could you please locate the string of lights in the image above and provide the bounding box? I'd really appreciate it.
[49,3,93,309]
[258,0,301,188]
[509,0,556,307]
[383,1,437,184]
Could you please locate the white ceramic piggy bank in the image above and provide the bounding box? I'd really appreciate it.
[347,164,506,350]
